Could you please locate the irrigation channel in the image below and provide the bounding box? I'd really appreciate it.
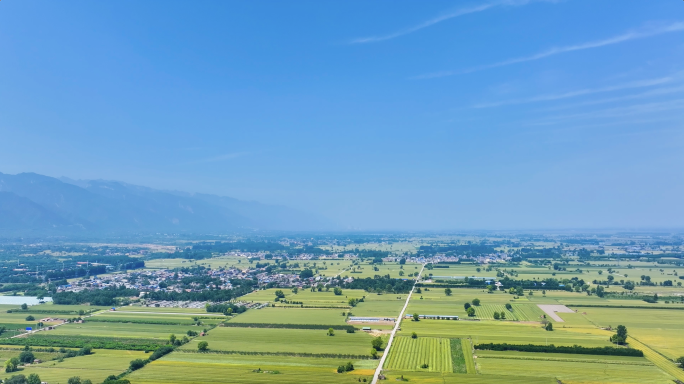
[372,263,426,384]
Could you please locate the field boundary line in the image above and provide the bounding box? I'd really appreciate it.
[371,263,425,384]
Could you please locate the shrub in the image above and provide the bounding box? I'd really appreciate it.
[150,345,174,361]
[337,361,355,373]
[475,343,643,357]
[472,298,480,306]
[129,359,146,371]
[411,332,418,339]
[198,341,209,351]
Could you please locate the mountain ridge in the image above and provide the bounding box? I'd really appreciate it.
[0,172,331,234]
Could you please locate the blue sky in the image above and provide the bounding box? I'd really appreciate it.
[1,0,683,230]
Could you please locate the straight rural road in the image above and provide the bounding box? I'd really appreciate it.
[372,263,426,384]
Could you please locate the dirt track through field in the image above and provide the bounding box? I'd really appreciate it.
[372,263,425,384]
[537,304,574,322]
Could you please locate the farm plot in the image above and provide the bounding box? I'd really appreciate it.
[400,320,614,348]
[18,349,147,384]
[449,339,467,373]
[228,307,347,325]
[241,289,359,308]
[384,337,452,372]
[476,355,674,384]
[381,371,555,384]
[127,358,375,384]
[581,307,684,360]
[469,304,516,320]
[92,311,224,325]
[510,304,546,321]
[179,327,373,355]
[47,321,203,339]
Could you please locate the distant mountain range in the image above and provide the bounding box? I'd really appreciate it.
[0,172,331,234]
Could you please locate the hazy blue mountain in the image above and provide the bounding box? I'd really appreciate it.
[0,191,72,231]
[0,172,330,234]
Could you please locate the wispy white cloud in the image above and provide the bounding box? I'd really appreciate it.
[472,76,674,108]
[415,22,684,79]
[538,83,684,112]
[348,0,550,44]
[186,152,250,165]
[527,98,684,125]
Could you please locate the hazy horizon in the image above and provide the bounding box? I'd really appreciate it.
[2,1,683,231]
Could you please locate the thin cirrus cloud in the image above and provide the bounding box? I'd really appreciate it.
[415,22,684,79]
[348,0,550,44]
[471,76,675,108]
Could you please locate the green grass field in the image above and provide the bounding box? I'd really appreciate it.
[580,307,684,360]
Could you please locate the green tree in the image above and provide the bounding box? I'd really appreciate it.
[292,287,298,294]
[327,328,335,336]
[370,348,378,359]
[464,302,471,310]
[413,313,419,321]
[500,311,506,320]
[299,269,314,279]
[411,332,418,339]
[25,315,35,321]
[169,334,176,345]
[472,298,480,306]
[27,373,42,384]
[333,287,343,295]
[68,377,82,384]
[21,303,28,310]
[444,288,452,296]
[6,375,28,384]
[611,325,628,345]
[198,341,209,351]
[505,303,512,310]
[371,336,383,351]
[545,322,553,331]
[466,307,475,317]
[493,312,500,320]
[274,290,285,299]
[675,356,684,369]
[5,357,19,373]
[19,350,35,363]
